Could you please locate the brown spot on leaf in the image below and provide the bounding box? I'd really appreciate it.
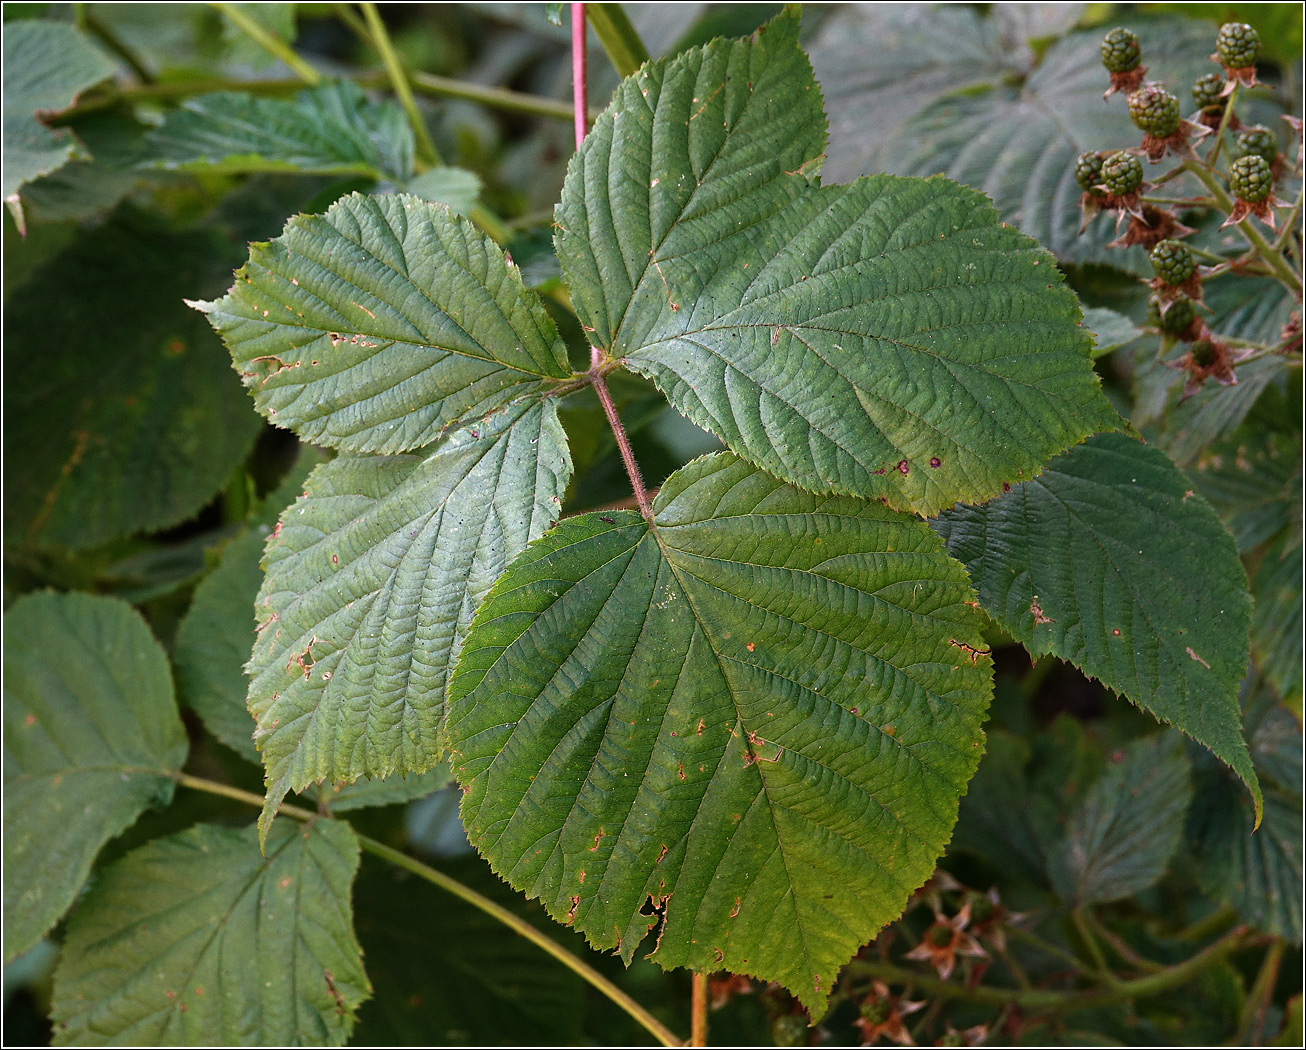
[897,460,910,475]
[1186,647,1211,669]
[930,457,941,468]
[1031,598,1054,625]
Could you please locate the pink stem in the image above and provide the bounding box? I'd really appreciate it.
[592,368,653,523]
[571,4,588,152]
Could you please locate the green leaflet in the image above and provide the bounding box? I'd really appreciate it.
[248,398,571,836]
[193,192,571,454]
[143,81,415,181]
[555,12,1121,517]
[50,820,369,1046]
[934,432,1261,818]
[447,453,992,1014]
[404,167,482,216]
[2,20,116,199]
[1049,734,1194,907]
[2,592,188,962]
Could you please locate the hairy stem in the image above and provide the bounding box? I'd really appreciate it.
[170,771,682,1047]
[359,3,441,168]
[210,2,321,85]
[591,368,654,521]
[587,2,649,76]
[573,4,589,151]
[691,972,709,1046]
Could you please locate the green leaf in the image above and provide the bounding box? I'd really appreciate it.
[448,453,992,1014]
[321,764,453,812]
[143,81,414,182]
[194,192,571,454]
[555,12,1121,516]
[1049,734,1193,906]
[49,819,370,1045]
[1191,431,1301,554]
[3,209,262,549]
[2,20,116,198]
[1253,534,1303,702]
[2,591,187,963]
[403,166,482,215]
[934,432,1261,817]
[248,398,571,835]
[818,16,1232,271]
[1082,306,1143,359]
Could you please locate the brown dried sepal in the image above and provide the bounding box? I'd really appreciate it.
[1279,312,1302,355]
[1148,268,1205,307]
[1109,205,1196,250]
[903,901,988,981]
[1103,65,1147,99]
[1222,192,1291,231]
[1139,118,1210,162]
[1212,56,1260,92]
[1165,328,1244,398]
[854,980,925,1047]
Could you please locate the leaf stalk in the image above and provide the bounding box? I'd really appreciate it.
[586,2,650,77]
[209,2,321,85]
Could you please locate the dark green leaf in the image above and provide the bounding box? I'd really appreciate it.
[1191,431,1300,554]
[49,819,370,1045]
[3,210,262,549]
[2,592,187,962]
[1252,534,1303,701]
[448,453,992,1014]
[194,192,572,454]
[555,13,1120,516]
[248,398,571,834]
[321,765,453,812]
[2,20,116,198]
[935,432,1260,816]
[143,82,414,182]
[1050,734,1193,906]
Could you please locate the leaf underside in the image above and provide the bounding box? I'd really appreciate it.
[50,820,369,1046]
[934,432,1261,818]
[448,453,992,1014]
[248,398,571,833]
[2,592,188,962]
[555,12,1121,517]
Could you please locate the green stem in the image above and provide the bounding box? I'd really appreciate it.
[412,70,595,122]
[359,3,441,168]
[1239,939,1285,1043]
[1205,81,1239,168]
[586,3,649,77]
[1004,923,1093,974]
[170,771,681,1047]
[77,4,154,84]
[1273,188,1303,251]
[848,924,1250,1014]
[1086,912,1164,974]
[1071,908,1120,986]
[210,2,321,85]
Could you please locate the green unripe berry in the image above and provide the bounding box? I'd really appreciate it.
[1101,151,1144,195]
[1228,154,1274,202]
[1190,339,1218,367]
[1148,294,1197,334]
[1075,152,1105,193]
[1128,85,1181,137]
[771,1013,809,1047]
[1101,28,1142,73]
[1236,125,1279,165]
[1150,240,1196,285]
[1216,22,1260,68]
[1192,72,1225,110]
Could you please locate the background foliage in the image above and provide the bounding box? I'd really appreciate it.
[3,3,1301,1046]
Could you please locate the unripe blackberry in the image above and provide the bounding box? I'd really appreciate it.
[1101,151,1144,195]
[1236,125,1278,165]
[1150,239,1196,285]
[1228,154,1274,202]
[1075,152,1105,193]
[1148,294,1197,334]
[1101,28,1141,73]
[1192,72,1225,110]
[1216,22,1260,68]
[1128,86,1181,137]
[1190,338,1218,367]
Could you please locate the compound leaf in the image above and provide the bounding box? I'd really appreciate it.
[143,81,414,182]
[448,453,992,1014]
[935,432,1260,818]
[50,819,369,1046]
[3,592,187,962]
[2,20,116,198]
[194,192,571,455]
[249,398,571,835]
[555,13,1121,516]
[1050,734,1193,906]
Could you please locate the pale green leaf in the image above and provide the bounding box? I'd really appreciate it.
[248,398,571,834]
[321,765,453,812]
[555,13,1121,517]
[1049,734,1193,906]
[448,453,992,1014]
[934,432,1260,817]
[1082,307,1143,359]
[2,592,187,962]
[49,819,369,1045]
[194,192,571,454]
[143,81,414,181]
[404,167,482,216]
[3,211,262,549]
[2,21,116,198]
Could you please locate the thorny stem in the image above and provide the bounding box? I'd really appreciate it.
[359,3,441,169]
[210,2,321,85]
[587,2,650,77]
[690,972,709,1046]
[170,771,682,1047]
[573,4,589,153]
[848,923,1251,1014]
